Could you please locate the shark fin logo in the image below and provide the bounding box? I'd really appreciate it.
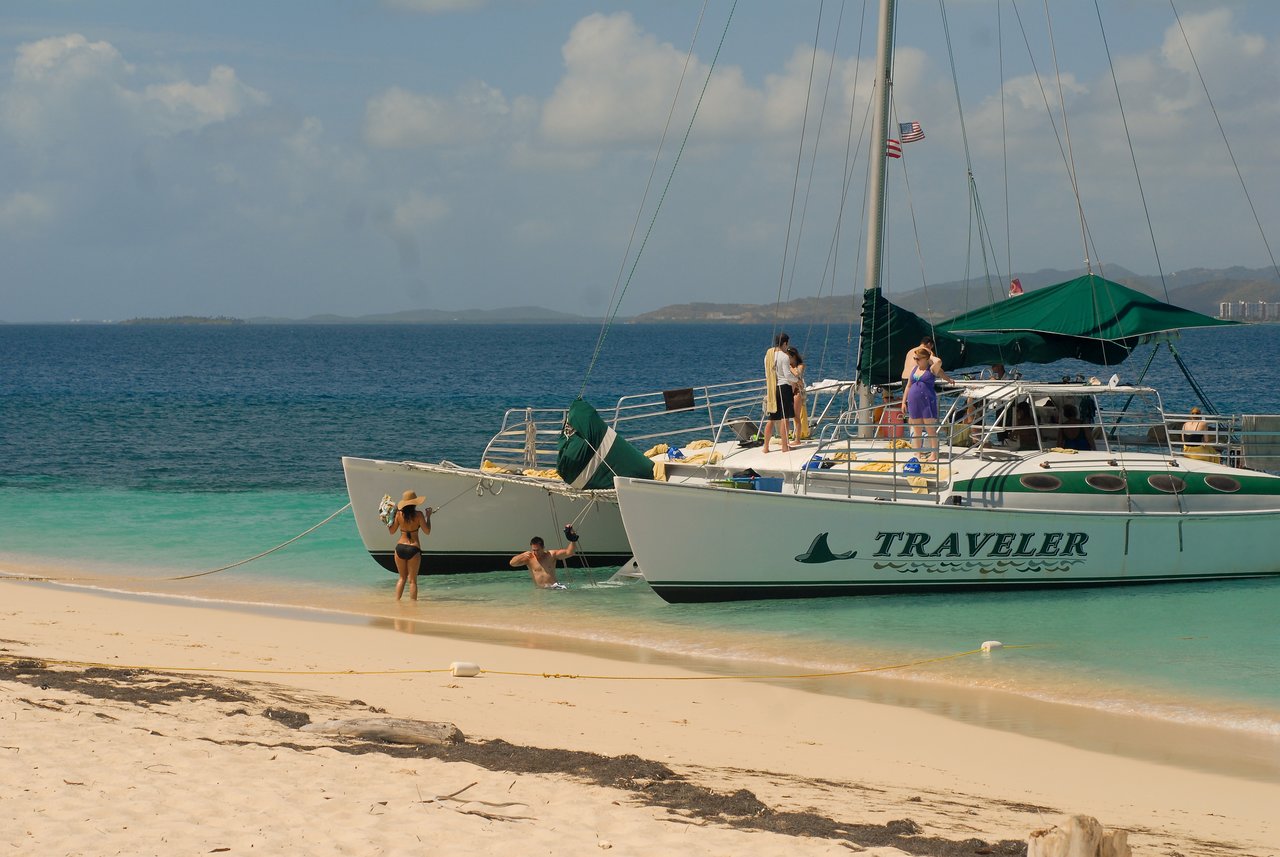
[794,533,857,564]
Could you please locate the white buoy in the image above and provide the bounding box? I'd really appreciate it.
[981,640,1004,653]
[450,661,481,677]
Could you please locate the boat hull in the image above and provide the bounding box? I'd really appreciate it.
[343,457,630,574]
[614,477,1280,602]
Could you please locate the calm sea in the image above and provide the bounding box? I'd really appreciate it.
[2,322,1278,771]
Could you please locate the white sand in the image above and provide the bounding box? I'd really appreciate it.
[2,581,1277,856]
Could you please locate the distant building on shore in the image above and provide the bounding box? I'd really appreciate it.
[1219,300,1280,321]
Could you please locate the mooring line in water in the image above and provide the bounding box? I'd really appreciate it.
[0,502,353,585]
[165,502,352,580]
[2,645,1031,683]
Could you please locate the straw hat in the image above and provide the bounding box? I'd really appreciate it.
[397,489,427,509]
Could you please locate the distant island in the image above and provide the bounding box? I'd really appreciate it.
[631,264,1280,323]
[10,264,1270,326]
[120,316,246,326]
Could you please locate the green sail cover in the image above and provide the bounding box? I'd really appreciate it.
[556,398,654,490]
[857,288,1010,385]
[938,274,1235,363]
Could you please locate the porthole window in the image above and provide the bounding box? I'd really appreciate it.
[1019,474,1062,491]
[1148,474,1186,494]
[1204,474,1241,493]
[1085,473,1126,492]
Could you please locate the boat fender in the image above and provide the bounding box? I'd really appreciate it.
[980,641,1004,653]
[450,661,481,677]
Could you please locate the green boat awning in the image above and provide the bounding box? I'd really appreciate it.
[858,274,1236,385]
[940,273,1235,346]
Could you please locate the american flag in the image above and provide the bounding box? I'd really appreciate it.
[885,139,902,159]
[899,121,925,143]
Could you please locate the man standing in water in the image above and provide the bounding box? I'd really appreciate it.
[510,524,578,588]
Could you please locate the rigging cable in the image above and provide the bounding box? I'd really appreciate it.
[790,0,850,374]
[579,0,739,398]
[1091,0,1171,301]
[1168,0,1280,283]
[584,0,708,386]
[771,0,827,336]
[1041,0,1092,275]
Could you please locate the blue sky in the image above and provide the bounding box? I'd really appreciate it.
[2,1,1277,322]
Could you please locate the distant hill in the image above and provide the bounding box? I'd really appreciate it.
[631,265,1280,323]
[248,305,601,324]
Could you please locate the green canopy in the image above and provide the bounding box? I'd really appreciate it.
[939,274,1235,356]
[858,274,1235,385]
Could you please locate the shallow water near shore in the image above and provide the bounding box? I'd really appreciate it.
[2,322,1279,777]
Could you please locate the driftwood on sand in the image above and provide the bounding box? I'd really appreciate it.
[300,716,465,746]
[1028,815,1130,857]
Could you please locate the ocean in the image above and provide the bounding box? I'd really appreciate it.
[2,321,1278,776]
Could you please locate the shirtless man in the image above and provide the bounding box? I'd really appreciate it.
[510,525,578,588]
[901,336,942,380]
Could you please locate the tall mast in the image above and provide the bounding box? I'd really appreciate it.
[857,0,895,428]
[864,0,895,298]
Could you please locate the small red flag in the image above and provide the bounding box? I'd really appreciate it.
[886,139,902,159]
[1009,277,1024,297]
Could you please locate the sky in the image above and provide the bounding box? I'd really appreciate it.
[1,0,1277,322]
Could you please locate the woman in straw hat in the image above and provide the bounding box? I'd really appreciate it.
[387,489,431,600]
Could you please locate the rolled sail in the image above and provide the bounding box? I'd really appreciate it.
[557,398,654,490]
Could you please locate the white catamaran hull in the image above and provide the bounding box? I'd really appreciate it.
[343,456,629,574]
[614,476,1280,602]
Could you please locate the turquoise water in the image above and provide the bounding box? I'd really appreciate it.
[2,323,1279,758]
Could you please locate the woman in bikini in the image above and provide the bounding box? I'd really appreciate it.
[387,489,431,601]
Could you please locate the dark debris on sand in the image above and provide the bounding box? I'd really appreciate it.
[1,660,1027,857]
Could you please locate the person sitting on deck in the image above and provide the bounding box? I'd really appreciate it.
[1057,403,1093,451]
[1180,407,1219,463]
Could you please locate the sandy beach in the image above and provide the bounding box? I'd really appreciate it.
[2,581,1276,857]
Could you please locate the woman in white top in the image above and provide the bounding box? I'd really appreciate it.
[762,332,796,453]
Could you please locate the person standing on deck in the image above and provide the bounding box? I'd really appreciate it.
[902,348,952,461]
[762,332,796,454]
[789,346,809,440]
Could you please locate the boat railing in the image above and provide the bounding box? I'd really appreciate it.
[1160,412,1280,473]
[480,406,573,472]
[610,378,767,448]
[797,409,952,502]
[478,378,777,473]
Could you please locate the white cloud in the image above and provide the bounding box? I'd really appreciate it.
[1,33,267,145]
[364,81,513,148]
[0,190,56,230]
[129,65,269,135]
[539,13,870,153]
